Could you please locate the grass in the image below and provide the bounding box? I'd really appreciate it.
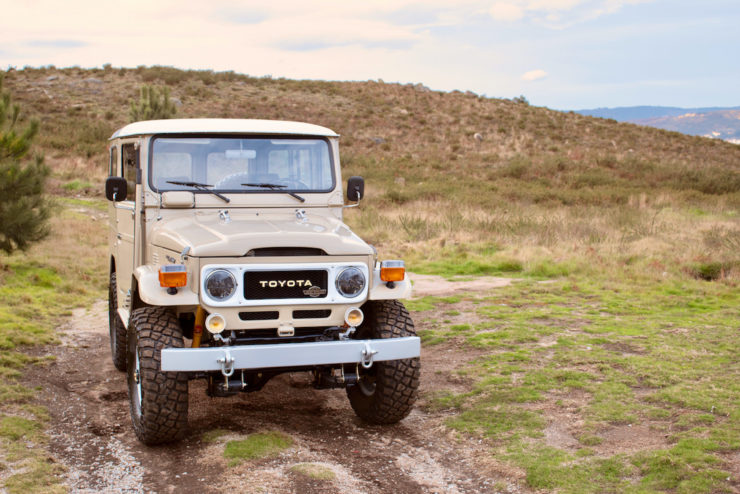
[0,199,108,493]
[0,66,737,491]
[223,431,293,465]
[414,273,739,493]
[289,463,336,481]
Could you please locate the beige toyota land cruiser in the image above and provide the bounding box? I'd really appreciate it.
[105,119,420,445]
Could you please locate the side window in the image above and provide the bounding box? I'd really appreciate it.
[109,146,118,177]
[122,143,138,198]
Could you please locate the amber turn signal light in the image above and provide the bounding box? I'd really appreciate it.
[380,260,405,282]
[159,264,187,288]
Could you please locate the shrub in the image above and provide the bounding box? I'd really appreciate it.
[0,74,51,255]
[129,85,177,122]
[689,262,731,281]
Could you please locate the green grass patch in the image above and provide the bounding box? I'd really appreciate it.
[405,295,461,312]
[224,431,293,465]
[201,428,229,443]
[289,463,336,481]
[61,179,93,191]
[0,416,42,441]
[3,458,65,494]
[410,273,739,493]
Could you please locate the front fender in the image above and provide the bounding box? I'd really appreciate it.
[134,265,199,306]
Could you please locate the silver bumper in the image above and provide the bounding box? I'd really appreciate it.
[160,337,421,372]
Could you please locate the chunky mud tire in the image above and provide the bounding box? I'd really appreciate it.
[347,300,420,424]
[108,272,127,372]
[127,307,189,445]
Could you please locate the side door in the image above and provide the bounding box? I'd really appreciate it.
[113,142,139,306]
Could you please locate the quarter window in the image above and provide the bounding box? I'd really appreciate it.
[109,146,118,177]
[122,143,138,197]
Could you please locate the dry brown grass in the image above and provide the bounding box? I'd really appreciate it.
[3,66,738,280]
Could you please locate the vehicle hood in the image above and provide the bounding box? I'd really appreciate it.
[150,210,373,257]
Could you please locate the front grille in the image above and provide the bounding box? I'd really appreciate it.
[244,270,328,300]
[239,311,279,321]
[293,309,332,319]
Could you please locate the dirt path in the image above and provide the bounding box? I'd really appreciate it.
[27,276,523,494]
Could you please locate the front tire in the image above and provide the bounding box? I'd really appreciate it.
[108,272,127,372]
[127,307,189,445]
[347,300,420,424]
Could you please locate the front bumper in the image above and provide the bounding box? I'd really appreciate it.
[160,336,420,372]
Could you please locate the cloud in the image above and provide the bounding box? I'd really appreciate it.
[212,8,268,25]
[522,69,548,81]
[490,3,525,21]
[26,39,87,48]
[488,0,654,27]
[262,15,421,52]
[274,38,415,52]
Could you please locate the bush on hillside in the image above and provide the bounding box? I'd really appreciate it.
[129,85,177,122]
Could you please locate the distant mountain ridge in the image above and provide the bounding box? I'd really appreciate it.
[576,106,740,143]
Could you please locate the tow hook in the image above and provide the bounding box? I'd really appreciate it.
[217,349,235,389]
[361,342,378,369]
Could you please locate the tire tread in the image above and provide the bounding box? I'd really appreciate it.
[128,306,188,445]
[347,300,420,424]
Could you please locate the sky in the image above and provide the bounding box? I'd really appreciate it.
[1,0,738,110]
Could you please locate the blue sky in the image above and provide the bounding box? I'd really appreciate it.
[1,0,737,110]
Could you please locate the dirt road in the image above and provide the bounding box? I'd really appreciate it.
[27,276,523,493]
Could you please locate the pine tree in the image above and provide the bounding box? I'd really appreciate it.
[129,85,177,122]
[0,74,51,255]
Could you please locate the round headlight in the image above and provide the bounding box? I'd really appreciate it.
[336,267,365,297]
[205,270,236,300]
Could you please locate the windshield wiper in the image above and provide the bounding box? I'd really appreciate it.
[166,181,230,203]
[241,183,305,203]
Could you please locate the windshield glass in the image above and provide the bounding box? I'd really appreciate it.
[149,136,334,193]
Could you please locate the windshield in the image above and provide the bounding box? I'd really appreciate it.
[149,136,334,193]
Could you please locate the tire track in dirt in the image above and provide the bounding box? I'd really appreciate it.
[27,278,522,493]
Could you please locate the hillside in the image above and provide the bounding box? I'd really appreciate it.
[577,106,740,142]
[635,109,740,142]
[4,65,740,277]
[576,105,740,121]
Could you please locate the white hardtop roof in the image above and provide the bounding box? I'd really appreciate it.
[110,118,339,140]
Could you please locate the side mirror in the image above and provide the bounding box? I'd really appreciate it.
[347,176,364,202]
[105,176,127,202]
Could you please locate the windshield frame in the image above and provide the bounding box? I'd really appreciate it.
[147,133,336,196]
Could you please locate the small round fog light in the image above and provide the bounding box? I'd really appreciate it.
[344,307,364,327]
[205,313,226,334]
